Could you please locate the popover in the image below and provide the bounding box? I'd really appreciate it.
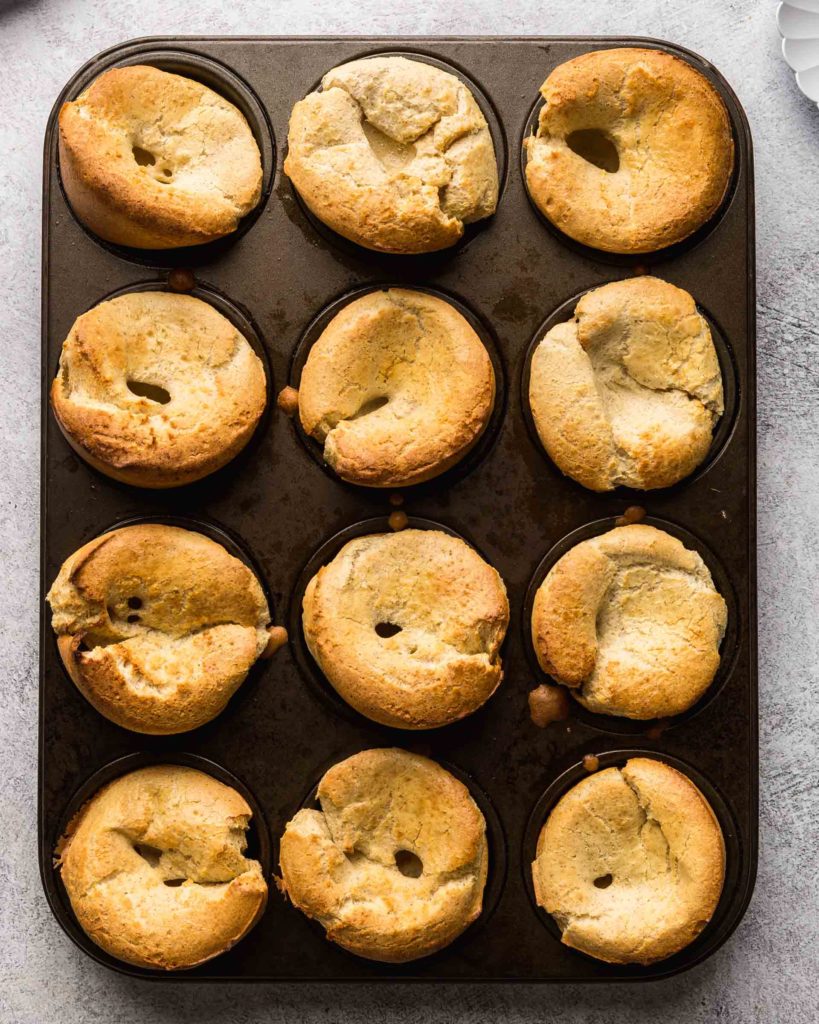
[531,524,727,719]
[57,765,268,969]
[298,288,495,486]
[47,524,274,734]
[285,56,498,253]
[524,48,734,253]
[532,757,725,964]
[51,291,267,488]
[279,748,488,962]
[528,277,724,491]
[302,529,509,729]
[59,64,263,248]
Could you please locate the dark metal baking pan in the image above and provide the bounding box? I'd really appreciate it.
[40,35,756,982]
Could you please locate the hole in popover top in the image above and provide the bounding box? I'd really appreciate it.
[565,129,620,173]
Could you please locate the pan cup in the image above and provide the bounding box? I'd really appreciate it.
[283,48,508,264]
[47,512,278,736]
[49,277,273,493]
[50,750,272,977]
[285,282,506,493]
[274,748,507,969]
[520,43,741,267]
[520,285,740,494]
[57,48,276,268]
[522,748,744,977]
[522,514,740,736]
[289,514,507,733]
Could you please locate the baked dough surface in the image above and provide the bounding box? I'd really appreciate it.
[285,56,499,253]
[303,529,509,728]
[532,757,725,964]
[58,765,268,969]
[298,288,495,486]
[51,291,267,488]
[531,524,727,719]
[529,277,724,491]
[59,65,263,248]
[524,48,734,253]
[279,748,488,962]
[47,524,272,734]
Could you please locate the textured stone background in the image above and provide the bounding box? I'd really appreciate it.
[1,1,817,1021]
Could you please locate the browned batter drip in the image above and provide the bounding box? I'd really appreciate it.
[388,510,409,532]
[168,268,196,293]
[528,684,570,727]
[262,625,289,658]
[615,505,646,527]
[645,718,671,740]
[582,753,600,772]
[277,386,300,417]
[389,493,405,507]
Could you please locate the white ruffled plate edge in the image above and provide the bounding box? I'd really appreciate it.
[777,2,819,105]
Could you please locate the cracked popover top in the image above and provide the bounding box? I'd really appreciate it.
[278,748,488,962]
[528,277,724,492]
[531,524,727,720]
[298,288,496,487]
[524,48,734,253]
[302,529,509,729]
[47,524,274,734]
[51,291,267,488]
[532,757,725,965]
[57,765,268,969]
[59,65,263,249]
[284,56,499,253]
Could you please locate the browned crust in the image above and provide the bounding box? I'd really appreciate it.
[58,65,262,249]
[298,288,496,487]
[524,48,734,253]
[302,530,509,729]
[50,291,266,489]
[46,524,272,734]
[530,524,727,719]
[528,276,724,491]
[532,757,725,965]
[57,765,268,970]
[284,57,498,254]
[278,749,488,962]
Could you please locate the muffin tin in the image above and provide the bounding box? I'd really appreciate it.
[39,36,757,982]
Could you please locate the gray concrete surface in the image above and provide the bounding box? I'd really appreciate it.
[1,1,817,1021]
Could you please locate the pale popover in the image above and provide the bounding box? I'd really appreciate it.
[528,277,724,491]
[524,48,734,253]
[298,288,495,486]
[285,56,498,253]
[532,757,725,964]
[531,524,727,719]
[47,524,274,734]
[57,765,268,969]
[51,291,266,488]
[279,748,488,962]
[302,529,509,729]
[59,64,263,248]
